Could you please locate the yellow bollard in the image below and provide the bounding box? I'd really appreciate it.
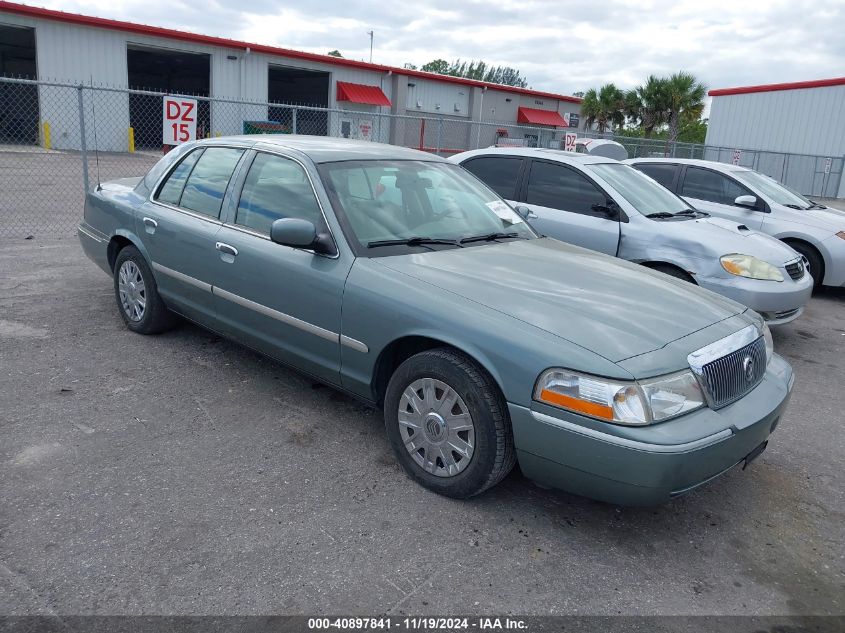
[128,127,135,153]
[42,121,51,150]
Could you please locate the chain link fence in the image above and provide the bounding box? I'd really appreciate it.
[1,76,843,237]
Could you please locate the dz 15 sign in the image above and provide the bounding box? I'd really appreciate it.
[564,133,577,152]
[163,97,197,145]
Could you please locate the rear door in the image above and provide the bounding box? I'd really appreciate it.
[139,145,246,324]
[459,155,526,206]
[678,165,765,229]
[631,162,681,191]
[520,159,619,255]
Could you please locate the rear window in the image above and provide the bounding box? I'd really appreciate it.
[178,148,245,218]
[461,156,523,200]
[634,163,678,189]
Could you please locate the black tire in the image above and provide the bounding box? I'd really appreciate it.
[784,241,823,289]
[113,245,176,334]
[384,348,516,498]
[648,263,696,284]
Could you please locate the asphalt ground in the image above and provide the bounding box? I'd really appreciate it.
[0,237,843,617]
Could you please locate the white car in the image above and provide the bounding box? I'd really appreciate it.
[451,148,812,325]
[626,158,845,288]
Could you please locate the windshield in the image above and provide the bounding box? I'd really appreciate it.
[319,160,537,252]
[730,169,813,209]
[585,163,691,216]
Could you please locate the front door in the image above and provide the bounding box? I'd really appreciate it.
[138,146,246,324]
[521,159,620,255]
[679,165,765,230]
[211,150,352,385]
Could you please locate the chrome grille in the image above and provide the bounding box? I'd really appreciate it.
[699,336,767,409]
[785,258,805,281]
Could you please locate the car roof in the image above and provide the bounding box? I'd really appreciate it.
[624,157,751,172]
[453,147,617,165]
[193,135,451,164]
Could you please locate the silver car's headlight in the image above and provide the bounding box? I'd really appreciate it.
[720,254,784,281]
[534,368,705,426]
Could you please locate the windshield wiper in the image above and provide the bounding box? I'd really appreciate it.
[674,209,708,217]
[367,236,462,249]
[783,204,805,210]
[645,212,676,219]
[459,231,521,245]
[806,199,827,209]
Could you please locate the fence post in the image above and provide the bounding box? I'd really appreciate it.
[291,107,297,135]
[77,85,90,195]
[436,117,443,155]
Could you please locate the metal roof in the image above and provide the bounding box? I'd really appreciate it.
[709,77,845,97]
[0,0,581,104]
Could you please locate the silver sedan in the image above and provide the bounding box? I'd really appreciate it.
[451,148,813,325]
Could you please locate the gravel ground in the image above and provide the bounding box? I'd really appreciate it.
[0,237,843,617]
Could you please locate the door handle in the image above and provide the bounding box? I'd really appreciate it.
[215,242,238,257]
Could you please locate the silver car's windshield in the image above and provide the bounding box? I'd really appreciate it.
[586,163,691,216]
[320,160,537,251]
[731,170,812,209]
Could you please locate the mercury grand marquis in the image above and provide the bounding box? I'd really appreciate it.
[77,136,794,505]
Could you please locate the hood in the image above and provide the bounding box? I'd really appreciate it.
[376,238,746,362]
[773,204,845,233]
[668,216,802,264]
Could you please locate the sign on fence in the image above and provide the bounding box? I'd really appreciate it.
[731,149,742,165]
[824,157,832,175]
[564,133,577,152]
[163,97,197,145]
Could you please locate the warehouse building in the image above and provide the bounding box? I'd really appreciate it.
[706,77,845,198]
[0,1,581,153]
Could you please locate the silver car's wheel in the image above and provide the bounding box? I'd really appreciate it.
[398,377,476,477]
[117,260,146,322]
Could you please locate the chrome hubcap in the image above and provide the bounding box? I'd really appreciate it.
[398,377,475,478]
[118,261,146,322]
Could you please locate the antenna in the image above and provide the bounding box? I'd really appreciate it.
[367,30,373,63]
[89,76,102,190]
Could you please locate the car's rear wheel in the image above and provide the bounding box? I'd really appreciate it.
[113,245,176,334]
[384,348,515,498]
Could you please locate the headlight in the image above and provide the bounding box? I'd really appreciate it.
[720,254,784,281]
[534,368,705,426]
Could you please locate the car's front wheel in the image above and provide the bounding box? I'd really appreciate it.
[384,348,515,498]
[113,245,176,334]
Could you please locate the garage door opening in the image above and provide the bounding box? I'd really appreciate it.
[127,45,211,149]
[268,65,329,137]
[0,24,38,144]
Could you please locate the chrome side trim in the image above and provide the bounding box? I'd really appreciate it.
[687,324,760,374]
[530,410,733,453]
[151,262,212,293]
[77,224,105,243]
[213,286,338,343]
[340,335,369,354]
[150,200,224,226]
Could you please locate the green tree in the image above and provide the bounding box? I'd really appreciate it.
[420,58,528,88]
[664,72,706,143]
[327,50,343,57]
[624,75,669,138]
[581,83,626,134]
[421,59,450,74]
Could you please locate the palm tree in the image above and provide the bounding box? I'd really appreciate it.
[625,75,669,138]
[581,83,626,134]
[664,72,706,143]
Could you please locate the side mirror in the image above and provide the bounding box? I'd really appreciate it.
[734,194,758,209]
[270,218,335,255]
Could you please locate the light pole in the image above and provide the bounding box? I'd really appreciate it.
[367,30,373,63]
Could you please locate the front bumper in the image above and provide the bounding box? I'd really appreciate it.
[695,273,812,325]
[510,354,794,506]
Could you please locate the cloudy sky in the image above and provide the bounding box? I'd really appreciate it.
[39,0,845,96]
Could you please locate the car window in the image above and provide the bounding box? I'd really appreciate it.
[633,163,678,189]
[156,149,203,205]
[681,166,752,206]
[461,157,523,199]
[526,160,606,215]
[179,147,245,218]
[586,163,690,216]
[236,153,323,235]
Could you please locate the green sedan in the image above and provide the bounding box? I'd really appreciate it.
[77,136,794,505]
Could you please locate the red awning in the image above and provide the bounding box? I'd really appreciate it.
[336,81,391,106]
[517,107,567,127]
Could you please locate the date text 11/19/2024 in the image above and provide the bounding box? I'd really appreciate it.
[308,617,528,630]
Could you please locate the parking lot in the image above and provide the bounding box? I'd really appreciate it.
[0,236,843,617]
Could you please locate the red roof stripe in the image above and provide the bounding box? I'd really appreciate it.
[0,1,581,104]
[709,76,845,97]
[517,106,567,127]
[336,81,391,106]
